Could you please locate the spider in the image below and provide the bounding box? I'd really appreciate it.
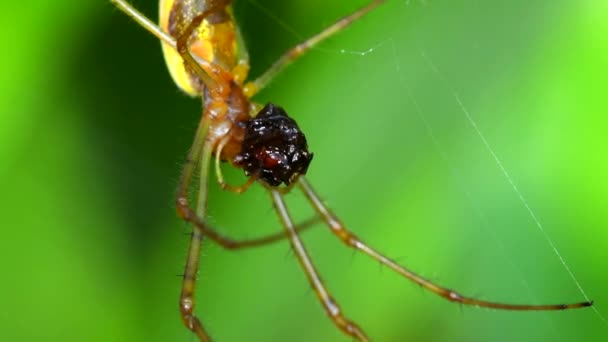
[110,0,593,341]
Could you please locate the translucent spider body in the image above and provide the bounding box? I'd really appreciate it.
[110,1,592,341]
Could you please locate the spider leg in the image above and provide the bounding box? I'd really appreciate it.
[298,177,593,311]
[245,0,385,97]
[110,0,175,46]
[175,113,213,342]
[269,189,370,342]
[206,216,322,250]
[214,136,257,193]
[111,0,227,92]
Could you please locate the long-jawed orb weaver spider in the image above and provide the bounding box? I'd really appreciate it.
[110,0,593,341]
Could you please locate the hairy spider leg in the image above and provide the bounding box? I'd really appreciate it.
[270,189,371,342]
[298,177,593,311]
[244,0,385,97]
[111,0,175,45]
[174,110,213,341]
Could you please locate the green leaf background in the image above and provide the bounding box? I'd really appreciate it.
[1,1,606,341]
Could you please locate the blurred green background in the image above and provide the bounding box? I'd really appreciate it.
[1,0,606,341]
